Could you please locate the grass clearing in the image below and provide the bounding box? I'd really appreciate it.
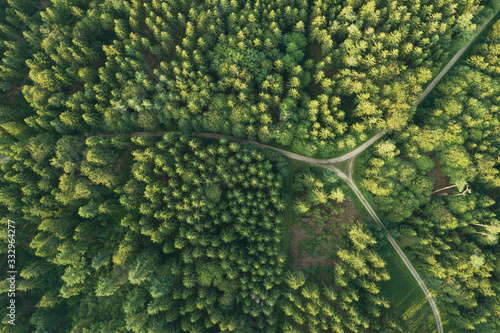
[290,194,361,269]
[282,159,310,266]
[380,241,437,333]
[284,161,364,269]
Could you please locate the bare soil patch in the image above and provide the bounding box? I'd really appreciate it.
[336,197,363,224]
[427,160,453,196]
[290,225,335,269]
[290,196,361,269]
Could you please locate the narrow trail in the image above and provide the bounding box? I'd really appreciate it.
[84,14,498,333]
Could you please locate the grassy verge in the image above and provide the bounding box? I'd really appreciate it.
[281,159,310,266]
[380,241,436,333]
[350,146,382,222]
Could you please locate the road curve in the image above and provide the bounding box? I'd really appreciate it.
[335,165,444,333]
[90,129,443,332]
[89,131,385,167]
[318,131,386,164]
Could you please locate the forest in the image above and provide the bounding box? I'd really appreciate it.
[0,0,499,332]
[358,13,500,332]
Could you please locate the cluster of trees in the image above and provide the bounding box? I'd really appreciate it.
[359,17,500,331]
[359,138,434,223]
[120,134,290,331]
[293,169,346,215]
[282,227,399,332]
[0,0,486,158]
[0,129,403,332]
[0,133,128,331]
[0,133,291,331]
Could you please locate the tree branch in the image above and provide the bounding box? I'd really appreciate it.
[432,184,458,194]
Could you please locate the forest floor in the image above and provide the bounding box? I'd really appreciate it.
[290,224,335,268]
[289,196,361,269]
[428,160,455,197]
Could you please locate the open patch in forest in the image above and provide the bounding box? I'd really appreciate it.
[427,160,454,197]
[144,50,160,80]
[305,42,324,98]
[290,195,362,269]
[332,159,350,175]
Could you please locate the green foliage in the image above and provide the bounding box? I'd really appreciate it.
[3,0,482,158]
[0,131,290,331]
[283,227,392,332]
[0,0,498,331]
[360,17,500,331]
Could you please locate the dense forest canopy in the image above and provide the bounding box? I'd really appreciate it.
[0,0,489,156]
[0,0,499,332]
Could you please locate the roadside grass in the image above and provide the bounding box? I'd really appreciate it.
[282,159,310,266]
[380,241,437,333]
[333,159,350,175]
[350,145,382,222]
